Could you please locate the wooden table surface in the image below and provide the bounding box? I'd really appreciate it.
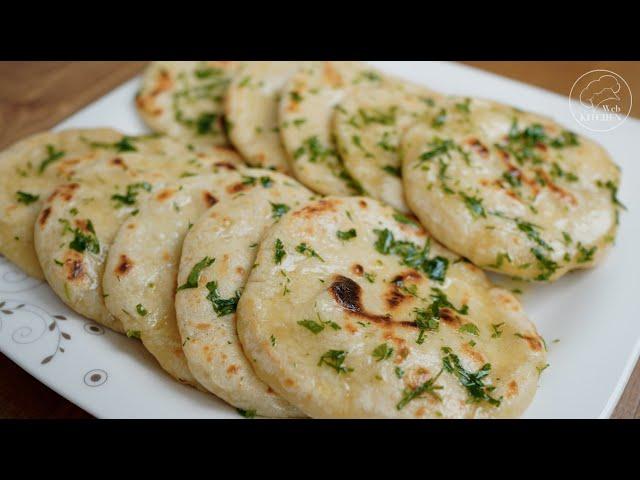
[0,61,638,419]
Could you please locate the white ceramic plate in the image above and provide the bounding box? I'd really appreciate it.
[1,61,638,419]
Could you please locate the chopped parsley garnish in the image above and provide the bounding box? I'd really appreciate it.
[298,315,340,335]
[372,343,393,362]
[242,175,273,188]
[596,180,626,210]
[396,370,443,410]
[60,218,100,254]
[442,347,501,407]
[297,319,325,334]
[336,229,357,241]
[393,212,419,227]
[270,202,290,220]
[459,192,486,219]
[38,145,65,173]
[295,243,324,262]
[516,219,553,251]
[177,256,214,291]
[414,288,469,344]
[16,191,40,205]
[135,304,148,316]
[111,182,152,208]
[374,228,449,282]
[575,243,597,263]
[126,330,141,339]
[236,408,257,419]
[418,138,469,165]
[318,350,353,374]
[531,247,558,281]
[459,323,480,336]
[205,280,240,316]
[274,239,286,264]
[395,367,405,379]
[491,322,505,338]
[89,136,139,152]
[382,165,402,177]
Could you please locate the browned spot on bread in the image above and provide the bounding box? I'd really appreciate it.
[439,308,462,328]
[352,264,364,276]
[235,266,245,275]
[345,323,358,334]
[397,347,410,362]
[127,223,136,229]
[461,342,486,364]
[110,157,128,169]
[39,207,51,227]
[151,69,173,96]
[284,378,295,388]
[293,199,340,219]
[407,367,432,390]
[266,386,275,394]
[329,275,417,328]
[162,251,171,262]
[466,138,489,157]
[323,62,344,87]
[227,182,251,194]
[203,191,218,207]
[115,254,133,277]
[359,200,368,209]
[507,380,519,398]
[64,254,85,281]
[415,407,427,417]
[74,219,91,232]
[48,183,79,202]
[156,189,174,201]
[535,168,578,206]
[213,161,237,171]
[196,323,210,331]
[386,270,423,309]
[495,291,521,313]
[226,365,239,375]
[518,333,543,352]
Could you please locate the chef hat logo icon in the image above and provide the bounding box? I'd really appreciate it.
[570,69,632,132]
[579,74,622,109]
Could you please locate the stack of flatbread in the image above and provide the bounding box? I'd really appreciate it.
[0,61,624,418]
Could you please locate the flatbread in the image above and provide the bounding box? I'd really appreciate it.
[225,61,303,172]
[236,196,547,418]
[176,172,315,417]
[103,171,245,386]
[34,151,242,333]
[279,61,390,196]
[0,128,163,279]
[333,82,443,212]
[136,61,240,148]
[401,97,622,282]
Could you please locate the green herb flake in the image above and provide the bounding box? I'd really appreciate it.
[295,243,324,262]
[38,145,65,173]
[135,304,148,316]
[318,350,353,374]
[491,322,505,338]
[274,239,286,265]
[442,347,501,407]
[372,343,394,362]
[177,256,214,291]
[396,370,443,410]
[270,202,290,220]
[205,280,240,317]
[336,229,357,241]
[16,191,40,205]
[126,330,141,339]
[459,323,480,336]
[236,408,257,419]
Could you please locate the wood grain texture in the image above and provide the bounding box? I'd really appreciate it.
[0,61,637,419]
